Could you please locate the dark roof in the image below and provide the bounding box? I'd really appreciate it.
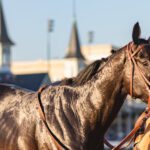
[0,72,14,83]
[0,1,14,45]
[65,20,85,60]
[13,73,51,91]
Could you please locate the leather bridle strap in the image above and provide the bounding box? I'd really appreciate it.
[104,42,150,150]
[104,110,150,150]
[127,42,150,107]
[37,85,69,150]
[127,43,134,98]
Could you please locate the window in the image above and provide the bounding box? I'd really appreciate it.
[2,46,10,66]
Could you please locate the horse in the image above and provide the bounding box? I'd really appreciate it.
[0,22,149,150]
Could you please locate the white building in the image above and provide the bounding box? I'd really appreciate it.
[0,1,14,73]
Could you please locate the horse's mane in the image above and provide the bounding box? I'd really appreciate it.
[60,50,116,86]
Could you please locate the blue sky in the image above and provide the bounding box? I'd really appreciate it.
[3,0,150,61]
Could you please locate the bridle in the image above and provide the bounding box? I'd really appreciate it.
[127,42,150,106]
[104,42,150,150]
[37,42,150,150]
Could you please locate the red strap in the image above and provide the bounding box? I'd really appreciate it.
[104,138,114,149]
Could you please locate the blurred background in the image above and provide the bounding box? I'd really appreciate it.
[0,0,149,149]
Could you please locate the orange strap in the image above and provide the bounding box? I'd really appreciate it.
[134,108,150,128]
[37,85,69,150]
[118,136,135,150]
[127,43,150,107]
[104,136,134,150]
[104,109,150,150]
[148,96,150,109]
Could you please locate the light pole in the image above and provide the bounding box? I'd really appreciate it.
[47,19,54,72]
[88,31,94,44]
[88,31,94,56]
[73,0,76,19]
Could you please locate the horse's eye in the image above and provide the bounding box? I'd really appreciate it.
[142,61,148,66]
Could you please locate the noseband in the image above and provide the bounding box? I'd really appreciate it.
[127,42,150,106]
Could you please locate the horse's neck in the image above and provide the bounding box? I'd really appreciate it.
[41,48,128,149]
[74,48,127,137]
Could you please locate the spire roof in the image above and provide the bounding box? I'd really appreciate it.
[65,20,85,60]
[0,1,14,45]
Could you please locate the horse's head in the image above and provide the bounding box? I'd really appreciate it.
[124,22,150,103]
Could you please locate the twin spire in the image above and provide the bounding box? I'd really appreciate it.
[66,20,85,60]
[0,0,14,45]
[65,0,85,60]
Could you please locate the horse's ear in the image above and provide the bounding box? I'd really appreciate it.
[132,22,141,44]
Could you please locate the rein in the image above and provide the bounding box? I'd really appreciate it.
[37,85,69,150]
[104,42,150,150]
